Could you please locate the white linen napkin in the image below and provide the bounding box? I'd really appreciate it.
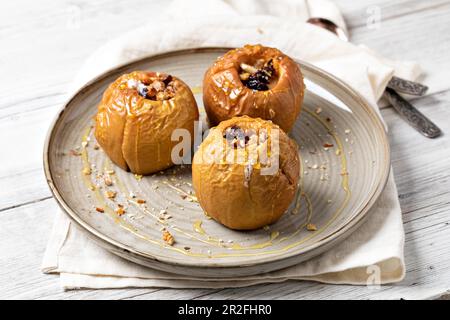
[42,0,418,289]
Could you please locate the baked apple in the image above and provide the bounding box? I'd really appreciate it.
[203,44,304,132]
[192,116,300,230]
[95,71,199,175]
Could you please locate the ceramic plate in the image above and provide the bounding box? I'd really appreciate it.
[44,48,390,277]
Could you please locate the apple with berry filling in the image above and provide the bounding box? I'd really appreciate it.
[203,44,305,132]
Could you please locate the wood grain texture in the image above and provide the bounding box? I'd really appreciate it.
[1,0,449,299]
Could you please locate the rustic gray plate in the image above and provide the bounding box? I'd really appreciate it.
[44,48,390,277]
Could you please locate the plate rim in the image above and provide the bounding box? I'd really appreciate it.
[43,47,391,274]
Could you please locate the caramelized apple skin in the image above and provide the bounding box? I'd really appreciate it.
[203,45,305,132]
[95,71,199,175]
[192,116,300,230]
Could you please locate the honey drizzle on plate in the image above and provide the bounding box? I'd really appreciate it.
[78,106,351,258]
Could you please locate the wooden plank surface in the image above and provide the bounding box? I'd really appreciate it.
[1,0,449,299]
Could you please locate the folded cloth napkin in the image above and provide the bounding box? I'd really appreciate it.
[42,0,419,289]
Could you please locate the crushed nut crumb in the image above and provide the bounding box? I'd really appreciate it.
[96,207,105,213]
[162,230,175,246]
[306,223,317,231]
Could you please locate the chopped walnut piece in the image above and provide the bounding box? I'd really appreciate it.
[95,207,105,213]
[306,223,317,231]
[115,205,125,216]
[137,199,146,204]
[162,230,175,246]
[69,149,81,156]
[82,167,91,175]
[323,143,334,148]
[104,175,113,186]
[149,80,164,92]
[105,191,116,199]
[135,75,176,101]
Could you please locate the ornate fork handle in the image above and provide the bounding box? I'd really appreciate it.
[387,76,429,96]
[384,88,441,138]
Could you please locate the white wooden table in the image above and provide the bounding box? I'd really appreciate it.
[1,0,449,300]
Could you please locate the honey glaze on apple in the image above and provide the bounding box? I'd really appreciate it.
[73,107,351,258]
